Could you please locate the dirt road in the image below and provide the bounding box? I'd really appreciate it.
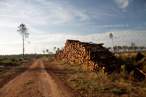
[0,59,74,97]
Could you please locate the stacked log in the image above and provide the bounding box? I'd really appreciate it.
[55,39,117,73]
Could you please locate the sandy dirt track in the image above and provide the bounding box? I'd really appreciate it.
[0,59,74,97]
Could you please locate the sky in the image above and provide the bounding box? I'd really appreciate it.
[0,0,146,55]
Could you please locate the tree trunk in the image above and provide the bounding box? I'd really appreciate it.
[23,34,24,58]
[112,38,114,49]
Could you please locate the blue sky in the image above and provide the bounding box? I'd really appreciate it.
[0,0,146,54]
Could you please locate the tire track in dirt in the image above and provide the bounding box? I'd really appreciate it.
[0,59,74,97]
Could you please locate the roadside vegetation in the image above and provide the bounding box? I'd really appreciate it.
[0,57,30,66]
[0,57,35,87]
[50,52,146,97]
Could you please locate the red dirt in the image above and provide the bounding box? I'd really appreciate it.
[0,59,75,97]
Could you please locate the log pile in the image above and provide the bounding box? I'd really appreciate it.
[55,39,117,73]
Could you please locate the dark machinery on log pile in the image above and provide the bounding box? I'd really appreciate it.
[55,39,118,73]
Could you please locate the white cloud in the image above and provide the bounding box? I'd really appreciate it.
[0,19,19,28]
[36,0,89,24]
[33,30,146,47]
[73,10,89,21]
[30,28,46,34]
[0,15,25,18]
[114,0,132,12]
[91,12,119,17]
[0,0,89,25]
[0,1,15,12]
[94,24,129,28]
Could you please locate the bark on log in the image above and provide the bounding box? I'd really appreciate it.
[55,39,117,73]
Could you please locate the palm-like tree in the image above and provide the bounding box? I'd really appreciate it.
[54,47,56,51]
[109,33,114,49]
[122,46,127,52]
[46,49,49,54]
[46,49,49,57]
[118,46,122,52]
[113,45,117,52]
[17,23,29,58]
[57,48,60,51]
[140,46,144,51]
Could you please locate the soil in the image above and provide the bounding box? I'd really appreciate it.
[0,60,35,88]
[0,58,75,97]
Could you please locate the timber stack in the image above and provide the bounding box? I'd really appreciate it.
[55,39,117,73]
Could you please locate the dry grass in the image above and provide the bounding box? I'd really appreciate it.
[54,58,146,97]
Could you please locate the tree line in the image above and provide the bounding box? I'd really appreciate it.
[109,33,146,52]
[108,42,146,52]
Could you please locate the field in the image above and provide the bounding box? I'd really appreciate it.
[0,54,55,87]
[0,52,146,97]
[51,52,146,97]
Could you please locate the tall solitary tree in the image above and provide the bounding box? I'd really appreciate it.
[109,33,114,49]
[17,23,29,58]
